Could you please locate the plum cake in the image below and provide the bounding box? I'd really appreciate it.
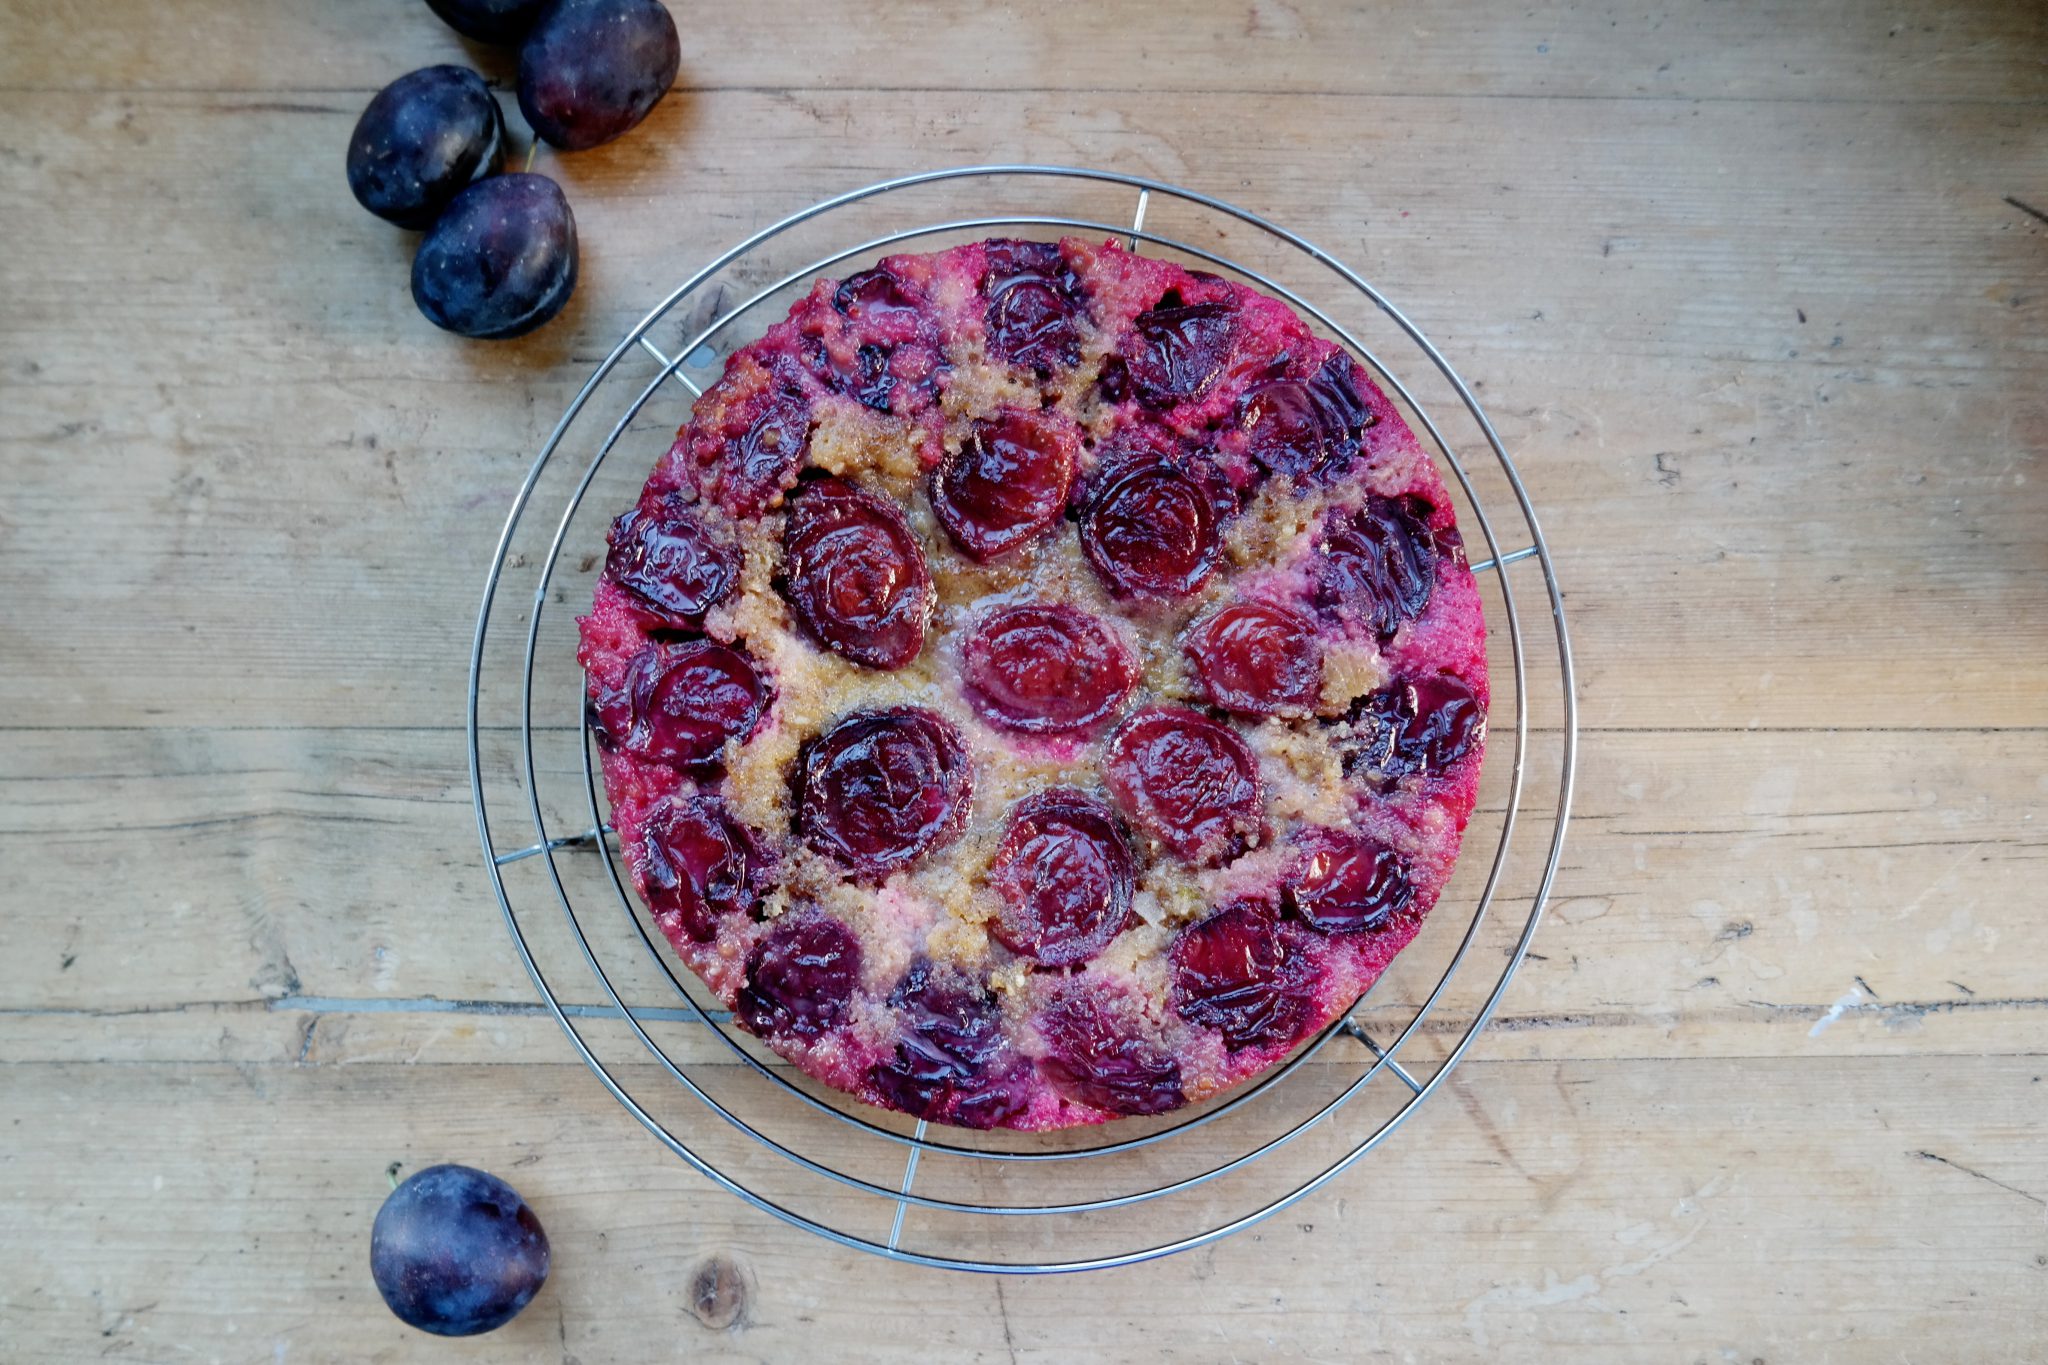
[577,237,1488,1131]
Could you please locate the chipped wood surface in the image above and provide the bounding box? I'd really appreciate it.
[1,0,2045,1359]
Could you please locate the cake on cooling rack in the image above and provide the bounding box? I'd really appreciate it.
[576,238,1488,1131]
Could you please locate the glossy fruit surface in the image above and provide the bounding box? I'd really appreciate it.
[982,238,1084,372]
[834,265,923,325]
[800,337,895,411]
[781,476,933,671]
[1078,459,1220,601]
[371,1165,549,1337]
[960,602,1135,736]
[424,0,548,43]
[1283,828,1414,935]
[411,173,576,339]
[347,66,506,229]
[1184,601,1322,718]
[987,791,1135,966]
[587,638,768,770]
[518,0,681,151]
[604,495,739,626]
[1103,705,1264,867]
[1123,294,1235,405]
[712,384,811,517]
[1340,674,1487,787]
[931,409,1076,561]
[1171,901,1314,1051]
[735,911,860,1040]
[639,795,760,942]
[1236,352,1374,482]
[867,961,1027,1127]
[1316,495,1439,640]
[1036,992,1184,1116]
[794,708,972,880]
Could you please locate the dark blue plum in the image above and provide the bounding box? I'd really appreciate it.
[425,0,549,43]
[518,0,681,151]
[346,66,506,229]
[370,1164,550,1337]
[410,173,577,339]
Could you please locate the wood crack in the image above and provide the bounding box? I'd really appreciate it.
[1913,1150,2046,1206]
[2003,196,2048,226]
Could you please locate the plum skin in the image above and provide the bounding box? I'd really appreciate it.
[1316,494,1440,640]
[930,409,1077,561]
[604,497,739,626]
[1102,704,1265,867]
[734,910,863,1040]
[959,602,1135,736]
[518,0,682,152]
[411,173,578,340]
[346,66,506,230]
[1170,900,1314,1051]
[866,960,1028,1127]
[780,476,934,671]
[982,238,1084,372]
[1078,459,1221,602]
[370,1164,550,1337]
[792,708,972,880]
[1034,991,1185,1116]
[424,0,549,43]
[986,790,1135,966]
[587,637,769,771]
[1184,600,1322,719]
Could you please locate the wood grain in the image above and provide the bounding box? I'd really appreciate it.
[3,0,2045,104]
[1,0,2045,1357]
[2,88,2043,729]
[4,1058,2044,1362]
[5,727,2042,1057]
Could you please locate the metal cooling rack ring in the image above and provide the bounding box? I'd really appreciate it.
[468,165,1578,1273]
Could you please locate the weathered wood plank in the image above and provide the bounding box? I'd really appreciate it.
[3,0,2047,1356]
[5,92,2042,388]
[2,0,2043,105]
[6,981,2047,1073]
[1,91,2042,730]
[4,727,2041,1062]
[3,1056,2042,1361]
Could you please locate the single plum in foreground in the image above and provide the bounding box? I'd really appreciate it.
[370,1164,550,1337]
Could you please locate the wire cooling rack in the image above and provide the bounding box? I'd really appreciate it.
[466,166,1577,1274]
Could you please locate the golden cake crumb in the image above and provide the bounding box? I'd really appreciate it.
[1319,639,1387,714]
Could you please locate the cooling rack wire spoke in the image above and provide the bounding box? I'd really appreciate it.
[1340,1020,1425,1095]
[638,335,703,396]
[493,826,611,866]
[889,1120,928,1253]
[469,166,1575,1273]
[1470,544,1539,575]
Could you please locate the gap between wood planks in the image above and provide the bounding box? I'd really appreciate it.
[5,991,2047,1037]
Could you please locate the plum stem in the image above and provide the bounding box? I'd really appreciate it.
[523,140,538,174]
[387,1161,403,1191]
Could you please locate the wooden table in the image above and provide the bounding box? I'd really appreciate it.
[4,0,2044,1358]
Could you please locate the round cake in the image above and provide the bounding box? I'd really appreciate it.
[576,237,1488,1131]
